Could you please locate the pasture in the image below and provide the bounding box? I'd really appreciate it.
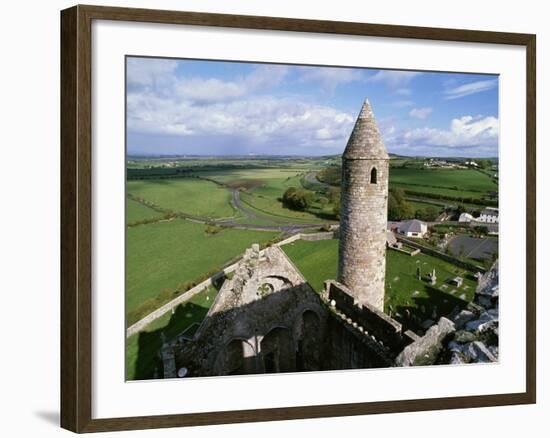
[408,200,443,215]
[389,168,497,200]
[126,198,164,225]
[127,178,236,218]
[282,238,477,330]
[200,167,333,223]
[126,218,279,322]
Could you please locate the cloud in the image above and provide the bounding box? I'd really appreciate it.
[409,107,432,119]
[176,78,244,103]
[394,88,412,96]
[127,91,355,151]
[299,67,364,90]
[127,58,178,87]
[392,100,414,108]
[126,60,359,153]
[175,65,289,103]
[245,65,290,89]
[383,115,498,156]
[368,70,421,88]
[444,79,498,100]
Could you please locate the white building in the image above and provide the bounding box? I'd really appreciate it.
[478,207,499,224]
[459,212,474,223]
[397,219,428,238]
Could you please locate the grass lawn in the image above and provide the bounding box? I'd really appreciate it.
[282,238,477,331]
[200,168,331,223]
[240,191,327,223]
[408,200,443,215]
[126,286,218,381]
[127,178,235,218]
[407,201,443,211]
[126,198,164,225]
[283,239,338,291]
[126,218,279,321]
[390,168,497,200]
[390,168,496,192]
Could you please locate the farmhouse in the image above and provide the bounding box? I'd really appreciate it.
[459,212,474,223]
[397,219,428,238]
[478,207,499,223]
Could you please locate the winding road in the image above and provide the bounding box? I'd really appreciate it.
[304,171,330,190]
[130,188,325,234]
[218,189,324,233]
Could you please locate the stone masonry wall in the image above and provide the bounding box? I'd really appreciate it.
[338,157,389,310]
[167,245,328,377]
[325,280,416,352]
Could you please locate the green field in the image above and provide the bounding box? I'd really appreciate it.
[408,200,442,214]
[126,218,279,322]
[126,286,218,380]
[126,198,164,225]
[127,178,236,218]
[390,168,496,191]
[282,238,476,330]
[124,157,496,380]
[199,168,334,223]
[283,239,339,291]
[390,168,497,200]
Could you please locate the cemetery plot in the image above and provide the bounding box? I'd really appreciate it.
[282,238,477,332]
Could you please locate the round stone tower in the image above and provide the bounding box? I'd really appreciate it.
[337,99,389,311]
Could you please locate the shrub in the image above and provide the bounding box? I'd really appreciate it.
[282,187,314,210]
[205,224,224,235]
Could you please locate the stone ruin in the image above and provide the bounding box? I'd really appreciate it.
[158,99,499,378]
[162,245,328,376]
[338,99,389,312]
[395,261,499,366]
[161,246,499,377]
[162,245,420,377]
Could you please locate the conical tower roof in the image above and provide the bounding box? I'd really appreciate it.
[343,99,389,160]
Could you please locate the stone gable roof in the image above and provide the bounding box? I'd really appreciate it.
[343,99,389,160]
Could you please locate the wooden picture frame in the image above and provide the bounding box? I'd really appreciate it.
[60,4,536,433]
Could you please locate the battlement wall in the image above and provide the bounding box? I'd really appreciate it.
[325,280,415,351]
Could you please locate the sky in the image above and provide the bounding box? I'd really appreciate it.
[126,56,499,158]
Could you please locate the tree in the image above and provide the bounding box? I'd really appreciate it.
[392,187,406,204]
[327,187,340,204]
[425,206,439,221]
[282,187,314,211]
[387,191,401,221]
[415,206,439,221]
[477,159,492,169]
[387,188,414,220]
[473,225,489,235]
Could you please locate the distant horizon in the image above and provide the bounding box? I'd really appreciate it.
[127,57,499,158]
[127,152,498,160]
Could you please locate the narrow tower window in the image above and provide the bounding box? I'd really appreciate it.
[370,167,377,184]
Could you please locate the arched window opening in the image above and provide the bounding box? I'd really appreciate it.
[370,167,378,184]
